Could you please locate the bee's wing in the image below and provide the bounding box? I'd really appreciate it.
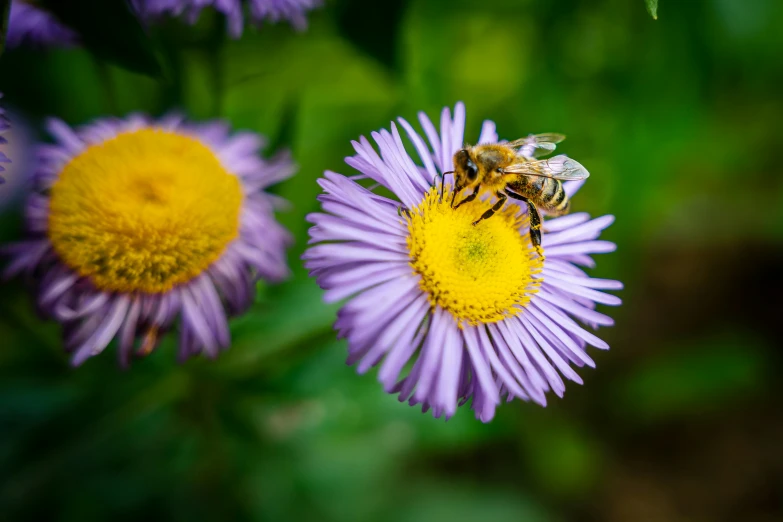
[503,155,590,180]
[529,142,557,158]
[506,133,567,158]
[506,133,567,148]
[530,133,567,144]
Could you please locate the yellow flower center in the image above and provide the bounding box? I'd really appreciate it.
[48,128,243,294]
[406,187,543,326]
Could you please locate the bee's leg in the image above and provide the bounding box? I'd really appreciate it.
[526,201,543,252]
[453,185,480,210]
[472,192,507,226]
[505,189,543,252]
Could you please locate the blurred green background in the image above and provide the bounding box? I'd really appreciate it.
[1,0,783,520]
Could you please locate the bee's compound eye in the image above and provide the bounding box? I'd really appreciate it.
[466,160,478,180]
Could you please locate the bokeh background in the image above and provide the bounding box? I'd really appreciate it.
[1,0,782,520]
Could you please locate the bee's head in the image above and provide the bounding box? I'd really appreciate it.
[452,148,479,194]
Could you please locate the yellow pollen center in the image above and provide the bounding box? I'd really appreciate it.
[48,128,243,294]
[406,187,544,326]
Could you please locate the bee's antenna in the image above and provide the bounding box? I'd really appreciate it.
[440,171,453,201]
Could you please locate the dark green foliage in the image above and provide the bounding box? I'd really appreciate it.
[39,0,163,77]
[0,0,10,56]
[335,0,411,70]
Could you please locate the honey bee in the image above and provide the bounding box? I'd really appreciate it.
[444,133,589,250]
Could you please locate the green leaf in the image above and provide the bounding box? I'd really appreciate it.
[38,0,163,77]
[0,0,10,57]
[645,0,659,19]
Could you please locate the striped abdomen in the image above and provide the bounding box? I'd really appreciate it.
[529,177,571,216]
[538,176,570,216]
[511,176,571,217]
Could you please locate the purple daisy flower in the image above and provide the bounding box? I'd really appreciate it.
[5,1,79,48]
[0,94,9,183]
[132,0,322,38]
[304,102,622,422]
[3,114,294,366]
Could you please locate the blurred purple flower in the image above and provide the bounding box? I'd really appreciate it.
[0,94,9,183]
[247,0,322,30]
[5,1,79,48]
[132,0,322,38]
[3,114,295,366]
[5,0,321,48]
[304,102,622,422]
[0,104,36,208]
